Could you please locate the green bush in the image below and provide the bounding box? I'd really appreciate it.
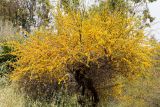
[0,44,16,76]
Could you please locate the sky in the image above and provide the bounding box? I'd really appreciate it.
[148,0,160,40]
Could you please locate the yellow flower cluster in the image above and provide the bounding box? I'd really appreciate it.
[10,7,153,93]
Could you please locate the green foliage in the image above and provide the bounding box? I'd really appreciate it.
[60,0,80,12]
[99,0,156,27]
[0,43,16,76]
[0,0,52,32]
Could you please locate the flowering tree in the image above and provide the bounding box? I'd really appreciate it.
[6,1,158,106]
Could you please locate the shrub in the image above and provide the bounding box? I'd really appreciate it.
[9,5,156,106]
[0,43,17,76]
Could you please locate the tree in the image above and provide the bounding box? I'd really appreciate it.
[8,1,157,106]
[105,0,156,26]
[0,0,52,32]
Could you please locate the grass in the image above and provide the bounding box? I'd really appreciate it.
[0,77,24,107]
[0,72,159,107]
[0,76,80,107]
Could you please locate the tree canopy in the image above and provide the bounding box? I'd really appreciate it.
[0,0,52,32]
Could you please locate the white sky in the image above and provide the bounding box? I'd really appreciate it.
[148,0,160,40]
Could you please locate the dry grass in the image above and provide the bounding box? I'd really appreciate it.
[0,19,15,34]
[0,18,23,43]
[0,77,24,107]
[0,72,159,107]
[0,76,78,107]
